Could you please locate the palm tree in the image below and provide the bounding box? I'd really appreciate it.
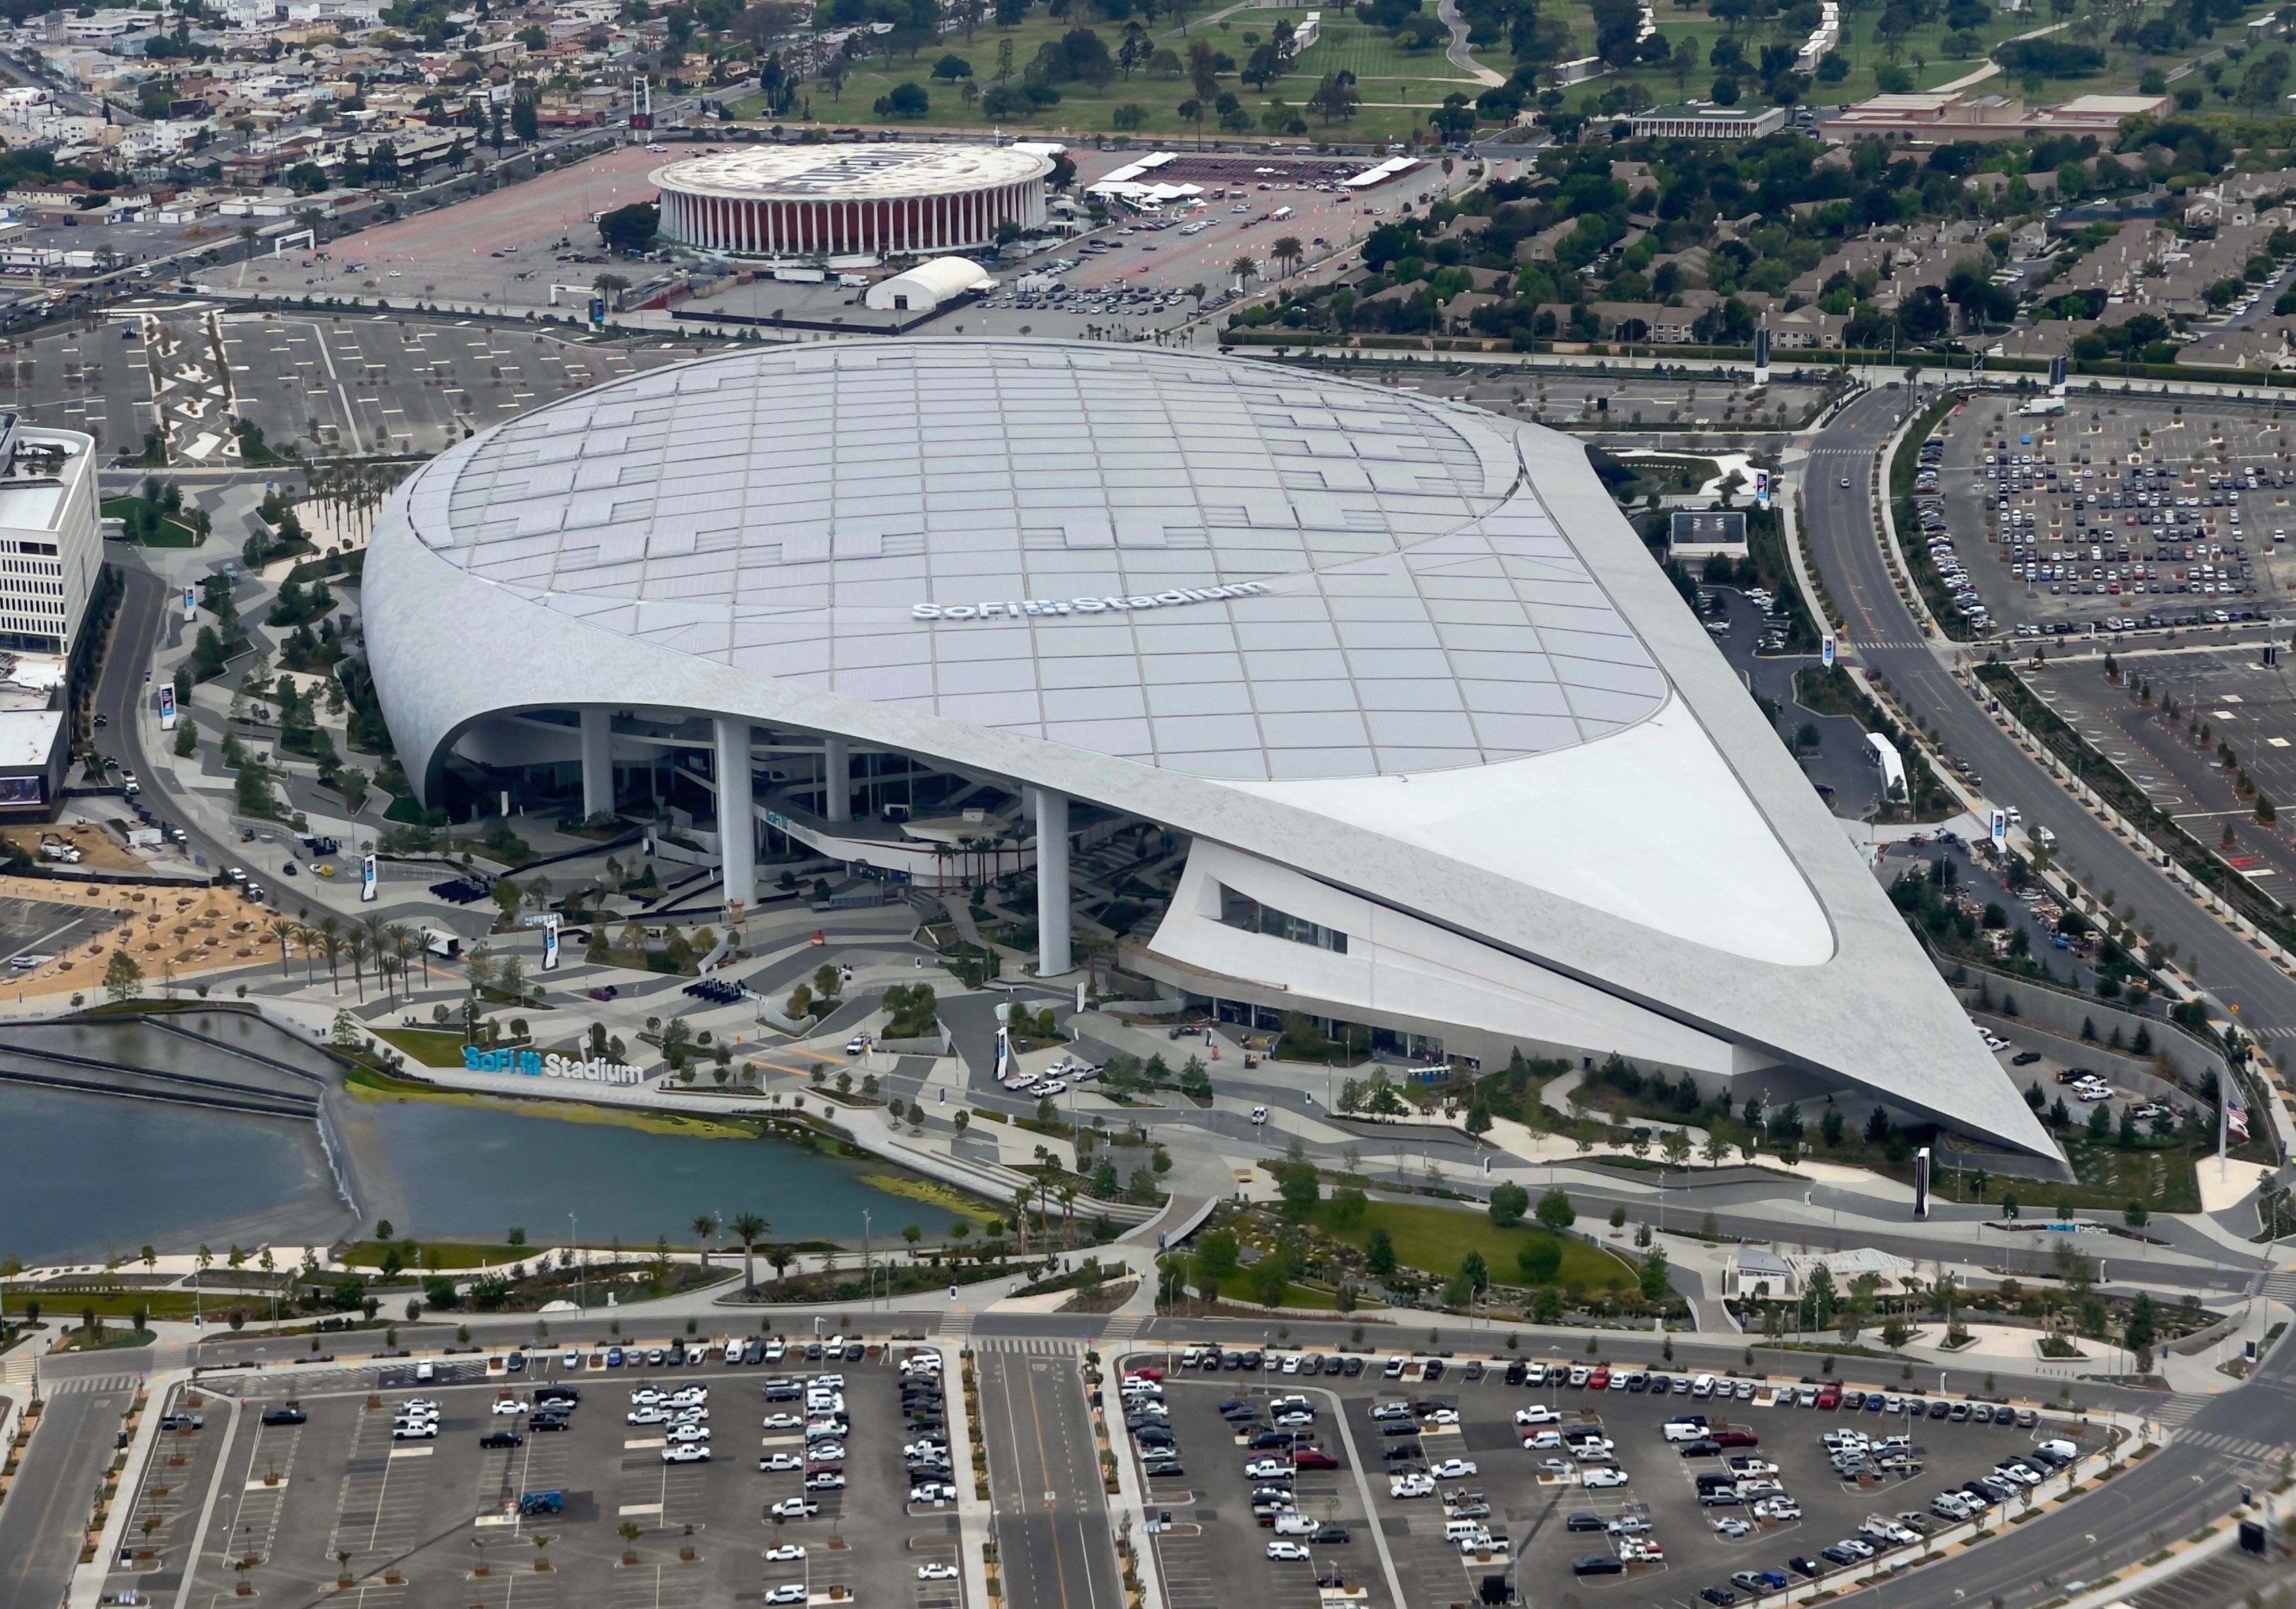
[1010,1187,1032,1252]
[1271,235,1304,277]
[321,929,343,993]
[1229,255,1260,293]
[296,923,321,985]
[268,917,296,976]
[691,1214,717,1269]
[346,930,369,1001]
[360,915,390,1001]
[729,1213,769,1292]
[386,924,416,995]
[1057,1184,1076,1249]
[767,1244,795,1289]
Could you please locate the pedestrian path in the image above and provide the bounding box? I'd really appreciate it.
[45,1371,137,1395]
[2260,1271,2296,1302]
[2177,1427,2286,1466]
[969,1337,1081,1357]
[2150,1395,2209,1426]
[1098,1314,1144,1345]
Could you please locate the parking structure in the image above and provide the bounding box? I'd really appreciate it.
[1920,393,2296,641]
[135,1336,963,1609]
[1120,1345,2114,1609]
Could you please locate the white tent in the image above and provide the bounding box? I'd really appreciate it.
[863,256,996,314]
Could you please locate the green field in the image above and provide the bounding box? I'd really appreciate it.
[375,1025,469,1067]
[1311,1197,1638,1288]
[729,6,1479,143]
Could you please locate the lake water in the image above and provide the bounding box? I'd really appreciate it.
[0,1014,958,1265]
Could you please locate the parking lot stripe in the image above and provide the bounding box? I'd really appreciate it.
[386,1446,432,1458]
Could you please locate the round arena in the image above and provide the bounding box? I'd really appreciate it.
[649,144,1052,258]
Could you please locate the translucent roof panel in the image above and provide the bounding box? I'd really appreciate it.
[414,342,1667,780]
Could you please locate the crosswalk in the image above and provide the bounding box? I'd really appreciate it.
[2150,1395,2208,1426]
[2177,1427,2286,1465]
[970,1338,1082,1357]
[46,1371,137,1395]
[1097,1314,1144,1345]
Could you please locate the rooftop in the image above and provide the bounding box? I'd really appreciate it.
[405,342,1668,784]
[648,144,1051,203]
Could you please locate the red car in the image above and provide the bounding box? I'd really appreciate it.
[1127,1366,1165,1383]
[1587,1367,1611,1391]
[1293,1448,1339,1470]
[1815,1386,1842,1411]
[1714,1429,1759,1449]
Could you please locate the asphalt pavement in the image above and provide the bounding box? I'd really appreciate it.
[1802,389,2296,1037]
[975,1343,1127,1609]
[0,1381,134,1609]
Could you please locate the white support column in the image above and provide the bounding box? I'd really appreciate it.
[1034,787,1071,978]
[823,736,850,822]
[714,716,755,915]
[580,707,613,821]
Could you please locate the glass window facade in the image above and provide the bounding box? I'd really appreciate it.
[1219,884,1347,954]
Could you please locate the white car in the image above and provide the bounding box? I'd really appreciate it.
[1730,1458,1779,1477]
[766,1545,807,1562]
[1712,1517,1752,1539]
[1756,1498,1801,1521]
[1424,1408,1460,1426]
[1523,1430,1563,1450]
[761,1452,805,1470]
[391,1423,439,1440]
[1243,1458,1291,1479]
[807,1444,845,1463]
[1584,1467,1630,1488]
[630,1389,665,1406]
[670,1387,709,1407]
[765,1587,807,1606]
[1431,1458,1477,1479]
[807,1473,846,1490]
[807,1420,848,1441]
[1266,1541,1311,1562]
[1514,1405,1559,1426]
[662,1444,710,1463]
[490,1399,525,1415]
[1390,1474,1435,1498]
[561,1349,582,1368]
[770,1498,820,1519]
[671,1406,710,1422]
[628,1408,670,1425]
[918,1563,959,1581]
[910,1483,956,1503]
[763,1413,802,1430]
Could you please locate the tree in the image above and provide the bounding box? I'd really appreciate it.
[1535,1189,1575,1232]
[1488,1182,1530,1227]
[597,201,659,256]
[1192,1228,1238,1302]
[1365,1226,1396,1277]
[730,1212,768,1291]
[1517,1233,1562,1284]
[1639,1245,1671,1303]
[1661,1128,1693,1166]
[691,1214,717,1269]
[104,949,144,1004]
[1276,1161,1319,1220]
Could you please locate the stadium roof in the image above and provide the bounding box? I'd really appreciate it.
[648,144,1049,202]
[365,342,2061,1163]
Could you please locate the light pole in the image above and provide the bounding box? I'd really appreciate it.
[862,1211,873,1313]
[570,1212,581,1313]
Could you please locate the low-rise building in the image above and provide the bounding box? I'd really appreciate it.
[1628,102,1790,140]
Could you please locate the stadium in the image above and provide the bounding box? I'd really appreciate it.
[363,340,2056,1163]
[649,144,1052,258]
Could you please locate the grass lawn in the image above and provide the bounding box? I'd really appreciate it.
[730,6,1470,142]
[5,1290,203,1322]
[1311,1197,1636,1287]
[50,1325,160,1353]
[374,1026,470,1067]
[1203,1270,1346,1308]
[100,494,200,548]
[340,1239,527,1269]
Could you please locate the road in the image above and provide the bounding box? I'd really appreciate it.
[967,1347,1125,1609]
[88,559,243,883]
[0,1381,135,1609]
[1802,389,2296,1037]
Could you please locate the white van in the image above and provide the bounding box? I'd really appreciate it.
[1444,1517,1487,1542]
[1274,1513,1316,1536]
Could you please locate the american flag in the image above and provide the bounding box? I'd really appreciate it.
[2227,1087,2251,1143]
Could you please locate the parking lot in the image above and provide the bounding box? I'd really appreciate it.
[124,1338,965,1609]
[1922,393,2296,640]
[1119,1347,2112,1609]
[2023,638,2296,888]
